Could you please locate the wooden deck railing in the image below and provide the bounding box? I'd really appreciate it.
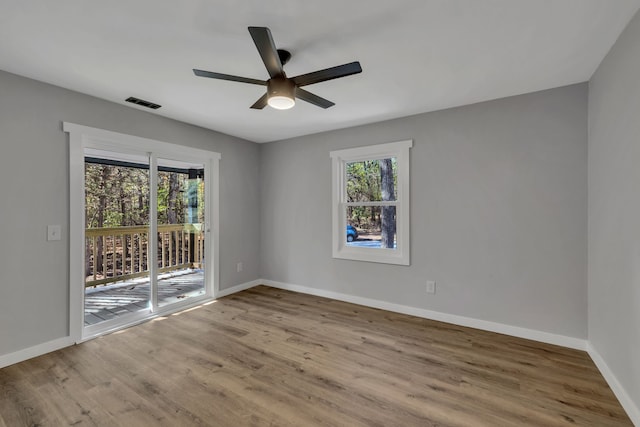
[85,224,204,287]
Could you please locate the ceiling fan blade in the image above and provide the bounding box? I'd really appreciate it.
[250,93,269,109]
[292,61,362,87]
[193,69,267,86]
[248,27,284,78]
[296,88,335,109]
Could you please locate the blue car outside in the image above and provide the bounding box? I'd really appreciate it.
[347,225,358,242]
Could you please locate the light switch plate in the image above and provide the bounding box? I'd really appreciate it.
[47,225,61,241]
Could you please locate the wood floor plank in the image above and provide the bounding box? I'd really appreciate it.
[0,286,632,426]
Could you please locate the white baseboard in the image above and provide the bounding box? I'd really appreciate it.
[588,343,640,426]
[261,279,588,351]
[0,336,75,369]
[216,279,261,298]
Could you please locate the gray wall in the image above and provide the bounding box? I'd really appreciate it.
[260,84,588,339]
[0,70,260,356]
[588,9,640,412]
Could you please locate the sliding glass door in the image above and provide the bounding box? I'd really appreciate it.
[155,158,206,308]
[83,149,151,326]
[67,122,220,340]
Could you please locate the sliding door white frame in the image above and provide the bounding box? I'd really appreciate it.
[66,122,220,342]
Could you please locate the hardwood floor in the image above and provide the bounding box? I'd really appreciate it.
[0,286,632,426]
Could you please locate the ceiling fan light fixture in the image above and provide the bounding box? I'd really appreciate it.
[267,78,296,110]
[268,95,295,110]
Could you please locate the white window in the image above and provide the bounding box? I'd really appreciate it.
[330,140,412,265]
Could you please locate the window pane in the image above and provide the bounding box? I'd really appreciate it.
[346,158,397,202]
[84,150,150,326]
[346,205,397,249]
[157,159,206,308]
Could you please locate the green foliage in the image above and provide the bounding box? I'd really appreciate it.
[85,163,204,229]
[346,158,397,231]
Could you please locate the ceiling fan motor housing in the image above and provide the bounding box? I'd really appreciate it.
[267,77,296,109]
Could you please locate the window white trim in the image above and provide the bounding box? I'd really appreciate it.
[65,122,221,342]
[330,140,412,265]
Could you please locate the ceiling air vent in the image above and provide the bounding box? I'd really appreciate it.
[125,96,161,110]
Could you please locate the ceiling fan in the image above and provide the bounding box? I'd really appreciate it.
[193,26,362,110]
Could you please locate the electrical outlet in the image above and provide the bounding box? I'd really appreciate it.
[236,262,243,273]
[426,280,436,294]
[47,225,61,241]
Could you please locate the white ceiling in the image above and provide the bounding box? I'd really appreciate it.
[1,1,639,143]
